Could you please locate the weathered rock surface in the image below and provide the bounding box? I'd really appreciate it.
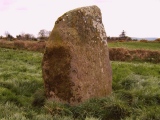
[42,5,112,105]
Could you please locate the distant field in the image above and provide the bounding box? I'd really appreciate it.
[108,41,160,51]
[1,47,160,119]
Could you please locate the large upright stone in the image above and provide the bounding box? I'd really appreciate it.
[42,5,112,105]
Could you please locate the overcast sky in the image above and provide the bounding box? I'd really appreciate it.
[0,0,160,38]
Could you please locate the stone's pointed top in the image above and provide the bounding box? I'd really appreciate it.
[70,5,99,10]
[55,5,102,25]
[65,5,100,14]
[54,5,105,44]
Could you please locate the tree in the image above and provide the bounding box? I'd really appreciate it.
[16,35,22,40]
[16,32,25,40]
[119,30,126,38]
[16,33,36,40]
[29,34,36,40]
[4,31,14,40]
[24,34,32,40]
[38,29,51,40]
[38,29,47,39]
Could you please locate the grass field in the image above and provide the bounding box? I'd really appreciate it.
[0,47,160,119]
[108,41,160,51]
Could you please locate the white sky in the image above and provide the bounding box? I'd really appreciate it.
[0,0,160,38]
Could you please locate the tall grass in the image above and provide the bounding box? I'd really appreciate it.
[0,48,160,119]
[0,48,48,119]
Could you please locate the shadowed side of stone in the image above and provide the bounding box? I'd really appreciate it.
[42,44,73,102]
[42,5,112,105]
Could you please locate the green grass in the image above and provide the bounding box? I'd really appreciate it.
[108,41,160,51]
[0,47,160,119]
[0,48,49,119]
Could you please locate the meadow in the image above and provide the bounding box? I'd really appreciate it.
[0,45,160,119]
[108,41,160,51]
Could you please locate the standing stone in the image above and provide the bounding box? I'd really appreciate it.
[42,5,112,105]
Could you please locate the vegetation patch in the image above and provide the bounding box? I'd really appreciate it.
[0,40,45,52]
[109,48,160,63]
